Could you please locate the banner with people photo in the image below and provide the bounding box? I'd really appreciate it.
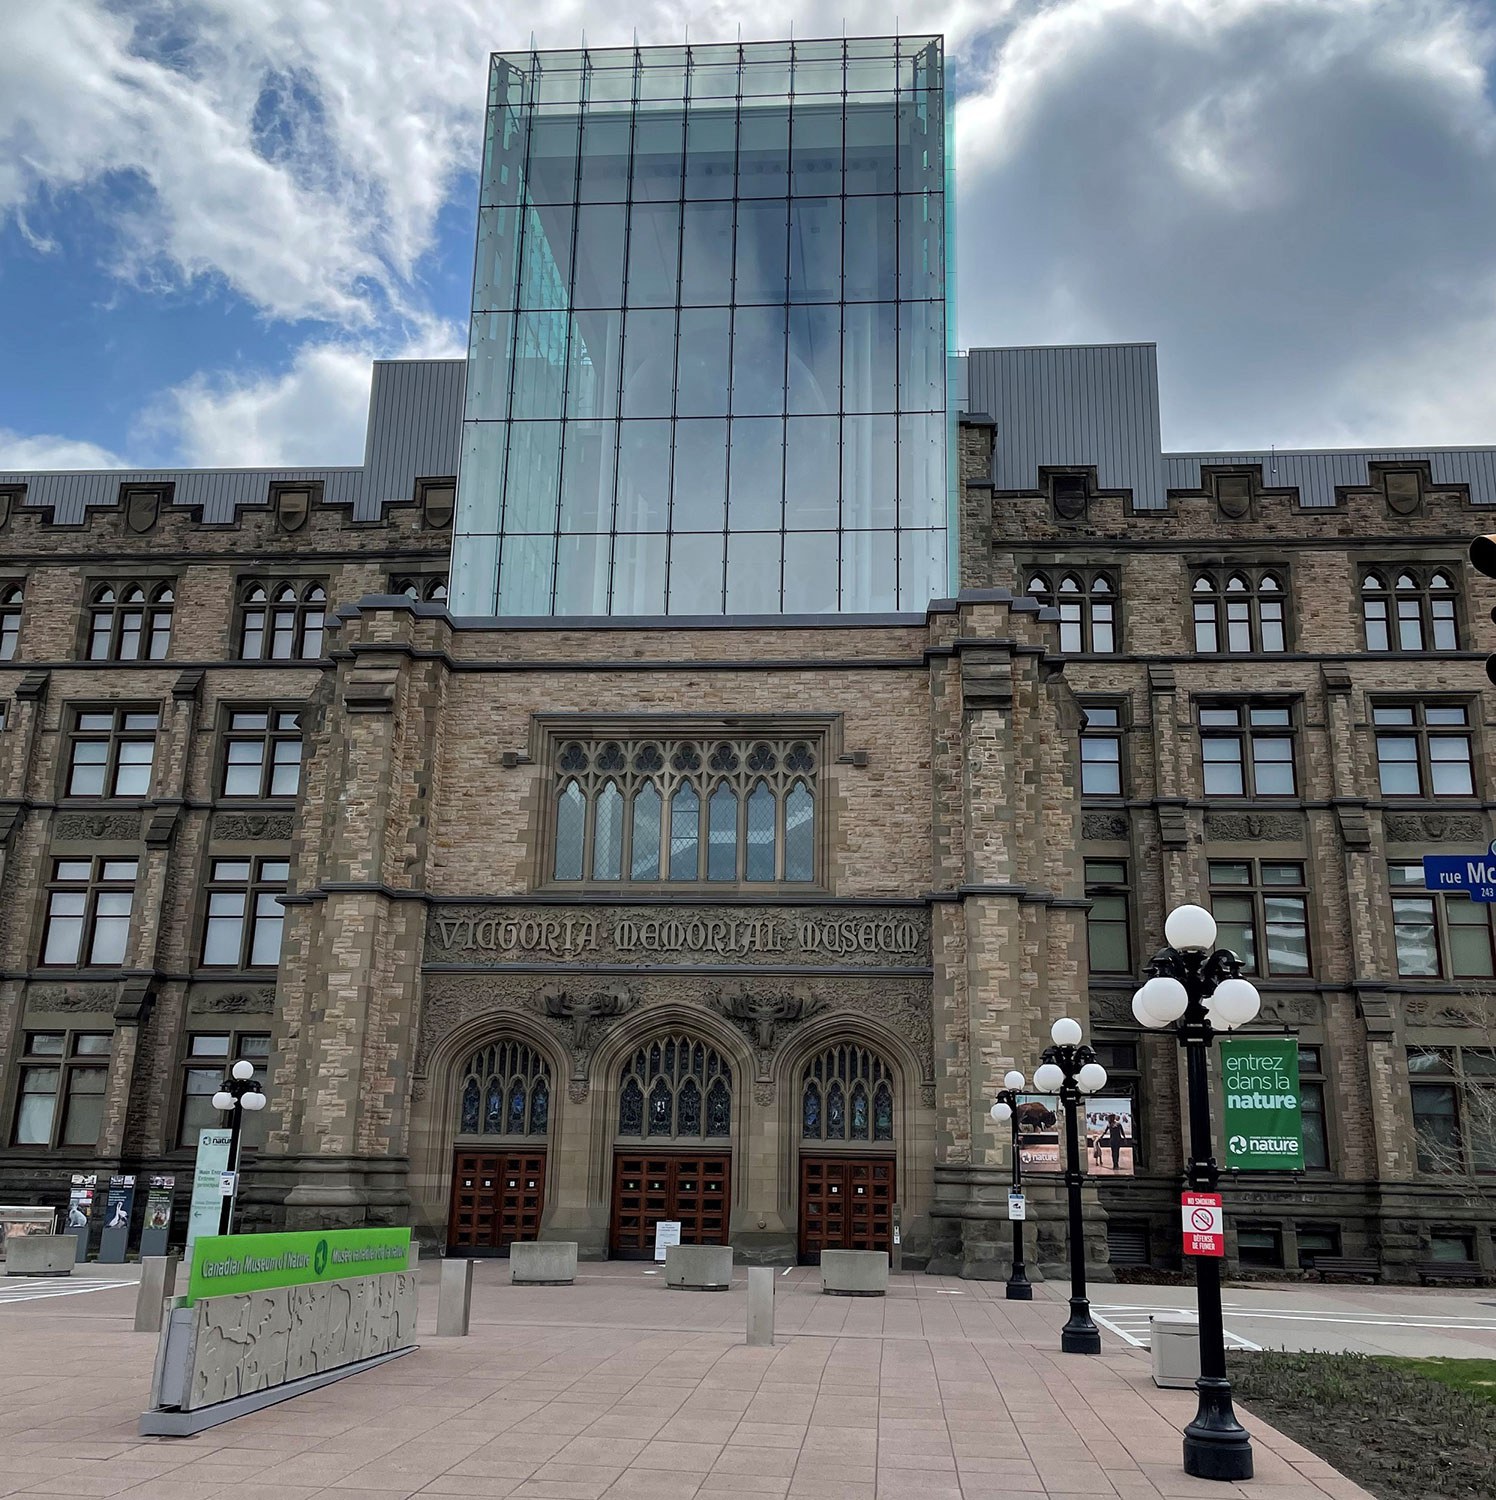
[1082,1097,1136,1176]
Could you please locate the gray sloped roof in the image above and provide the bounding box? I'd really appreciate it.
[0,358,465,524]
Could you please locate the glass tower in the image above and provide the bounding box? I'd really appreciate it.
[451,37,951,617]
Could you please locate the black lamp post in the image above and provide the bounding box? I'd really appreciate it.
[1133,902,1262,1483]
[211,1059,266,1236]
[989,1068,1032,1300]
[1032,1017,1110,1355]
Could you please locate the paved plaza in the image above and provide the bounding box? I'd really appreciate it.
[7,1259,1483,1500]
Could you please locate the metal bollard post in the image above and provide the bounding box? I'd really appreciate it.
[437,1258,474,1336]
[746,1266,774,1347]
[134,1255,179,1333]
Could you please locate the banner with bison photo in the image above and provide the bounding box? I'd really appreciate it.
[1081,1097,1136,1177]
[1015,1095,1063,1172]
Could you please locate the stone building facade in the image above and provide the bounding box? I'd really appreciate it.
[1,359,1493,1281]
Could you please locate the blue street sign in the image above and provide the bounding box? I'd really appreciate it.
[1423,841,1496,902]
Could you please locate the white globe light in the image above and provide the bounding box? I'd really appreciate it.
[211,1090,235,1111]
[231,1059,255,1081]
[1003,1070,1025,1090]
[1032,1062,1065,1093]
[241,1090,267,1111]
[991,1101,1012,1123]
[1077,1062,1109,1093]
[1132,990,1160,1028]
[1165,904,1218,953]
[1138,975,1190,1025]
[1207,977,1262,1031]
[1050,1017,1083,1047]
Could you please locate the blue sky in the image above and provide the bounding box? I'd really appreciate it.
[2,1,1494,473]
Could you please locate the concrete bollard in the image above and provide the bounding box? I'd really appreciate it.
[437,1258,475,1336]
[746,1266,774,1347]
[134,1255,179,1333]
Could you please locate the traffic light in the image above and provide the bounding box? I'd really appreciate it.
[1468,535,1496,685]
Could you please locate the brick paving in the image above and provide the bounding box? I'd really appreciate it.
[0,1262,1371,1499]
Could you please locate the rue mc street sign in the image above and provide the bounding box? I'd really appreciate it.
[1423,841,1496,902]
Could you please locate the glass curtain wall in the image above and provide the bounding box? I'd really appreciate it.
[452,36,949,617]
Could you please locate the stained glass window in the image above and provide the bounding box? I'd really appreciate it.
[801,1043,895,1143]
[617,1033,732,1139]
[549,734,818,883]
[457,1039,552,1136]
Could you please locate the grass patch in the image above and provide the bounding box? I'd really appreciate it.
[1227,1349,1496,1499]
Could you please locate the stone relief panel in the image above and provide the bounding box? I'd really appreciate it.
[424,904,930,969]
[183,1271,416,1411]
[25,982,116,1015]
[1204,812,1304,842]
[214,812,295,842]
[1081,813,1129,841]
[416,972,935,1097]
[52,812,142,841]
[188,987,277,1015]
[1405,994,1488,1028]
[1384,812,1488,844]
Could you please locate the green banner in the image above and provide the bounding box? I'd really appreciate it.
[1220,1037,1304,1170]
[187,1226,411,1304]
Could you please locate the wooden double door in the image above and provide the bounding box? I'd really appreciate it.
[798,1154,895,1263]
[447,1149,547,1256]
[610,1150,730,1259]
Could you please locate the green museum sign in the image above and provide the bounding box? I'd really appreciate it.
[186,1226,411,1304]
[1220,1037,1304,1171]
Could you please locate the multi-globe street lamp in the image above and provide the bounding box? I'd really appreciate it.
[212,1059,267,1236]
[1032,1018,1110,1354]
[989,1069,1032,1300]
[1133,902,1261,1483]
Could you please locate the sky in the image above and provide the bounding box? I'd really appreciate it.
[1,0,1494,473]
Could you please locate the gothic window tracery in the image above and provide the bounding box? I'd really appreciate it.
[617,1034,732,1140]
[801,1043,894,1144]
[456,1039,550,1137]
[550,735,818,885]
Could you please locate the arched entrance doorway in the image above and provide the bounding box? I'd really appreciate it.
[446,1038,552,1255]
[797,1042,896,1263]
[609,1033,732,1259]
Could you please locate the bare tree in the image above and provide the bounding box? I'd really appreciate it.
[1408,987,1496,1201]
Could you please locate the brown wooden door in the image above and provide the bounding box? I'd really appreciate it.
[447,1149,546,1255]
[798,1155,895,1263]
[610,1151,730,1259]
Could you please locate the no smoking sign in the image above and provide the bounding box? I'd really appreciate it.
[1181,1191,1224,1257]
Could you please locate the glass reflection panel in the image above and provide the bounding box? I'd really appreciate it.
[671,420,728,531]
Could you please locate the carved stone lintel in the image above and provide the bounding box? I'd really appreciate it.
[568,1079,590,1104]
[53,811,142,841]
[188,987,276,1016]
[214,811,294,842]
[1081,812,1129,841]
[25,982,116,1015]
[753,1080,775,1107]
[409,1079,428,1103]
[113,979,155,1026]
[1205,811,1303,842]
[144,805,182,848]
[1385,811,1487,844]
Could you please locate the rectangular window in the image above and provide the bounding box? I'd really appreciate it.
[1208,860,1310,975]
[177,1032,270,1149]
[1374,703,1475,799]
[40,859,137,968]
[237,580,327,661]
[1298,1046,1329,1170]
[1085,860,1131,973]
[66,708,158,799]
[1237,1224,1285,1268]
[1200,705,1296,798]
[221,709,303,799]
[1389,863,1494,977]
[0,582,22,660]
[1408,1046,1496,1177]
[200,857,289,969]
[10,1032,111,1148]
[1080,705,1123,796]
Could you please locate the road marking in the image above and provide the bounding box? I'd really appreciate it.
[1092,1306,1260,1351]
[1095,1302,1496,1335]
[0,1278,133,1305]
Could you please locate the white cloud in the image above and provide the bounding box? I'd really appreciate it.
[0,430,126,471]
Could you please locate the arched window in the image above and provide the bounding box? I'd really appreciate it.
[1,582,23,661]
[618,1035,732,1140]
[1027,569,1119,653]
[1362,568,1458,652]
[550,734,820,885]
[801,1043,894,1144]
[238,578,328,660]
[393,574,449,603]
[86,580,174,662]
[457,1039,551,1137]
[1193,568,1287,654]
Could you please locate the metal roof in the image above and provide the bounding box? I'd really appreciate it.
[0,359,465,525]
[964,344,1496,509]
